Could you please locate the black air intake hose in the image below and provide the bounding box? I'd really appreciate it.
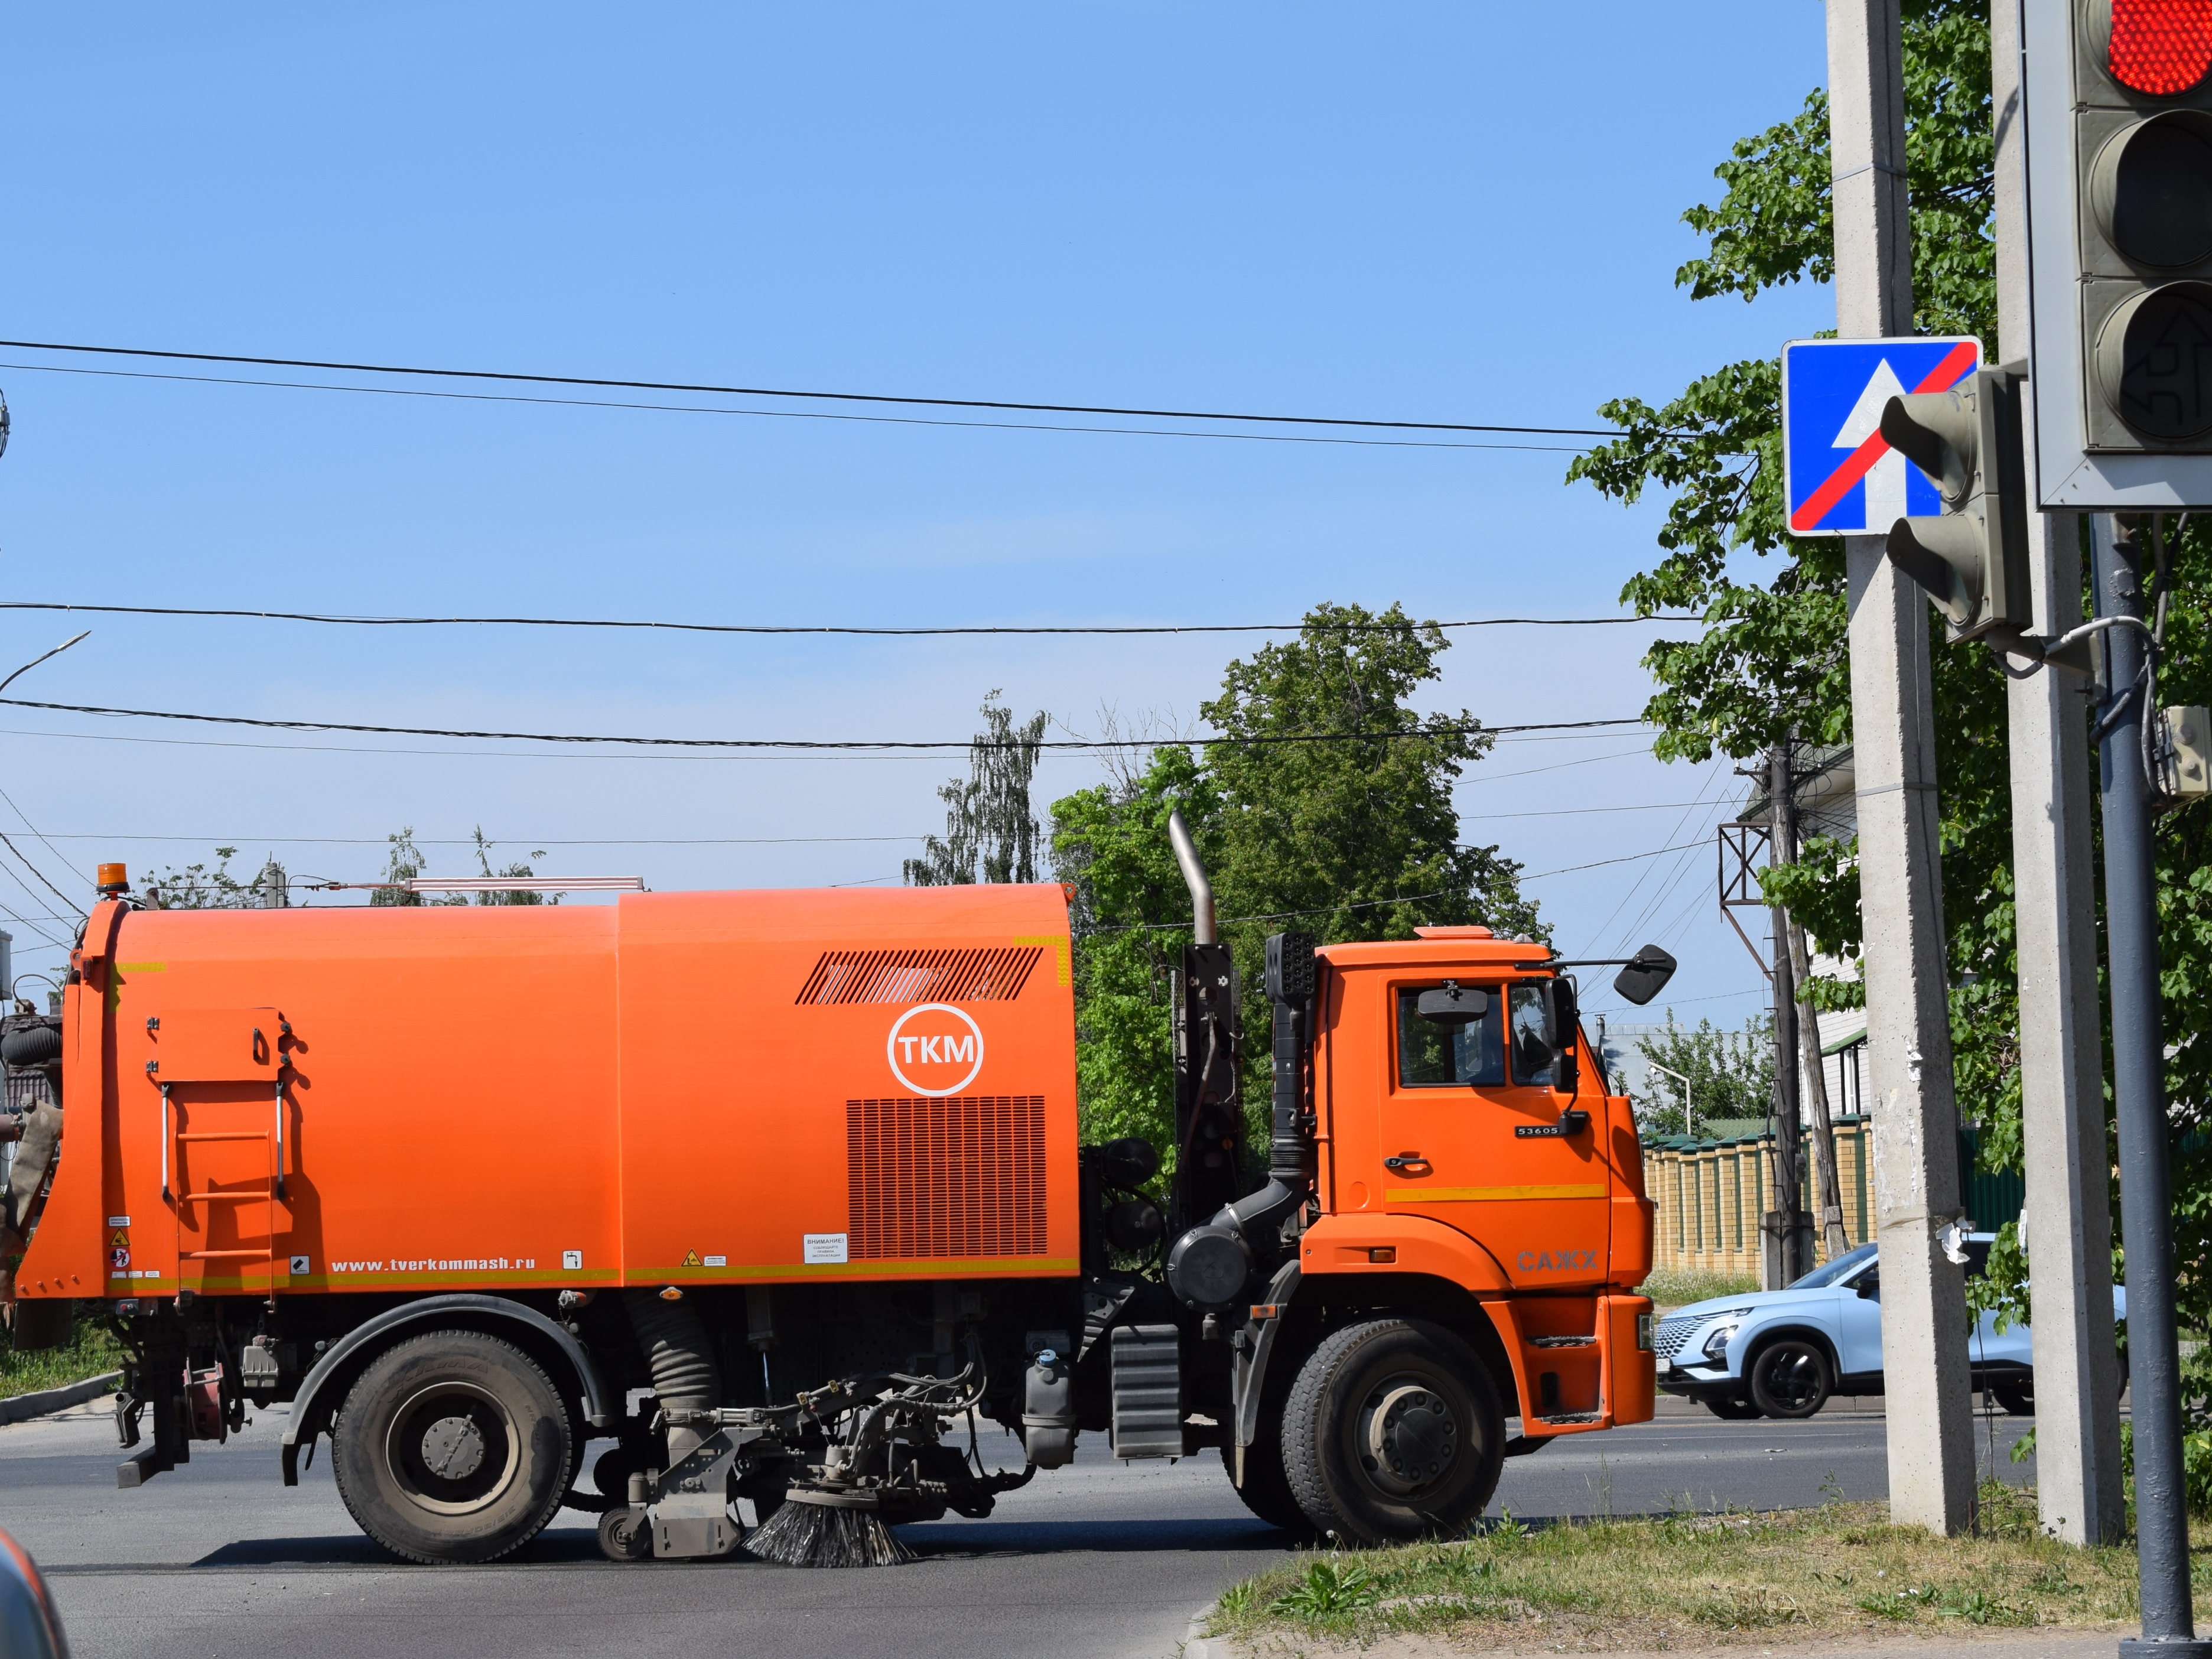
[1,1019,61,1071]
[624,1289,722,1463]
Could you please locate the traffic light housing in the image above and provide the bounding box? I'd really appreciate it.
[1881,364,2032,643]
[2025,0,2212,506]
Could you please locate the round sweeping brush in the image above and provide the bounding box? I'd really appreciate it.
[744,1489,913,1568]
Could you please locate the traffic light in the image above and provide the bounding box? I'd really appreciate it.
[2025,0,2212,506]
[1880,365,2032,643]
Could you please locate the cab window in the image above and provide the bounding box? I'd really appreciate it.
[1507,984,1556,1089]
[1395,986,1505,1087]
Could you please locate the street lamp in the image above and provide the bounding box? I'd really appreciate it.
[1647,1061,1694,1141]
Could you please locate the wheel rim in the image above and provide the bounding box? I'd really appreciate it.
[1354,1372,1460,1498]
[383,1380,522,1517]
[1758,1347,1823,1411]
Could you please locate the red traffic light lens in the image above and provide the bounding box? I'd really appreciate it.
[2110,0,2212,96]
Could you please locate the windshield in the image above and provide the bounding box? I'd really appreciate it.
[1788,1241,1878,1289]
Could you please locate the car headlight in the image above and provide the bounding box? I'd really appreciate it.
[1702,1323,1738,1361]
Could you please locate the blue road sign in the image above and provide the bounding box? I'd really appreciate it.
[1781,337,1982,536]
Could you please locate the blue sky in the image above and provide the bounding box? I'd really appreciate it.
[0,4,1836,1024]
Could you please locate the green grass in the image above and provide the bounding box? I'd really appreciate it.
[1206,1483,2169,1650]
[1,1310,122,1399]
[1639,1265,1762,1308]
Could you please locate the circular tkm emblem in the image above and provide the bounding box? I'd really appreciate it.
[886,1003,985,1097]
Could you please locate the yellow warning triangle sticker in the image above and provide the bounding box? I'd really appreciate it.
[110,1229,129,1249]
[680,1249,701,1268]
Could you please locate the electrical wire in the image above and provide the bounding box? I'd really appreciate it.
[0,832,85,920]
[26,800,1710,847]
[0,598,1700,636]
[0,693,1643,750]
[0,362,1601,454]
[0,337,1625,438]
[1520,839,1712,880]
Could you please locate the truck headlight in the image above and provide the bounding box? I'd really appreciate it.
[1702,1323,1738,1361]
[1636,1312,1654,1352]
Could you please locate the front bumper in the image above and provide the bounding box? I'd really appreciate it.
[1657,1362,1742,1402]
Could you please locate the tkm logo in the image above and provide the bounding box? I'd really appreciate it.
[886,1003,985,1097]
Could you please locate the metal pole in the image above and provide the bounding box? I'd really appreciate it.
[2091,517,2200,1651]
[1768,746,1805,1284]
[1827,0,1978,1535]
[1991,0,2123,1547]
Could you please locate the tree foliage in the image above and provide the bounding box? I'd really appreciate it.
[1052,604,1539,1166]
[1573,0,2212,1454]
[905,693,1049,887]
[1629,1014,1777,1140]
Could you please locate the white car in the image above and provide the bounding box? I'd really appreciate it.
[1652,1235,2127,1419]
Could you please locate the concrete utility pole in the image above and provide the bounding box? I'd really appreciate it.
[1989,0,2123,1547]
[1826,0,1979,1535]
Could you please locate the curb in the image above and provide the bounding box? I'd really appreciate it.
[1182,1600,1232,1659]
[0,1371,121,1426]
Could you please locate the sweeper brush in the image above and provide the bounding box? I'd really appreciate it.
[745,1492,913,1568]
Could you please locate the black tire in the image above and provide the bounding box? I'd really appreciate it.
[597,1505,653,1562]
[1703,1394,1764,1420]
[1746,1337,1832,1420]
[331,1329,573,1564]
[1280,1319,1505,1544]
[1218,1436,1314,1536]
[1990,1377,2034,1416]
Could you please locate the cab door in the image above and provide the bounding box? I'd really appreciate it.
[1376,978,1609,1289]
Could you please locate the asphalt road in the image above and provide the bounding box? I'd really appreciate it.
[1,1393,2038,1659]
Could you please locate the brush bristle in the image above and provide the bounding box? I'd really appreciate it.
[746,1498,913,1568]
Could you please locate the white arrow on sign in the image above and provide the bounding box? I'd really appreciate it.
[1833,357,1909,533]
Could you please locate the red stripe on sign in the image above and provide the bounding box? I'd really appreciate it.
[1788,341,1980,534]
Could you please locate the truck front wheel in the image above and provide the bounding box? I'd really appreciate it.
[1219,1437,1313,1536]
[1281,1319,1505,1544]
[331,1329,574,1564]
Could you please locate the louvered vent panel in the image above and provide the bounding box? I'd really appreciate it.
[797,947,1042,1006]
[846,1095,1048,1259]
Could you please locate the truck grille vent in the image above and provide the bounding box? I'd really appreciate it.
[798,947,1042,1006]
[846,1094,1048,1259]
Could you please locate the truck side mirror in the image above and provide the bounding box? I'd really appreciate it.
[1545,978,1580,1094]
[1612,944,1678,1007]
[1415,983,1488,1024]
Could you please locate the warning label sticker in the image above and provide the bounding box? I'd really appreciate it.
[803,1233,848,1265]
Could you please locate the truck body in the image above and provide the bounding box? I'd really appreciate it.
[6,870,1659,1563]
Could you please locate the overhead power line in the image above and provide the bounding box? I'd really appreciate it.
[0,600,1700,637]
[0,338,1624,439]
[0,694,1645,750]
[0,362,1593,454]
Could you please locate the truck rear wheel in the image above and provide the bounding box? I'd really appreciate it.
[331,1329,573,1564]
[1280,1319,1504,1544]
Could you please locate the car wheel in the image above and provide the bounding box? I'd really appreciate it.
[1281,1318,1505,1544]
[1990,1377,2034,1416]
[331,1329,573,1564]
[1746,1337,1832,1419]
[1703,1395,1764,1420]
[1218,1437,1315,1536]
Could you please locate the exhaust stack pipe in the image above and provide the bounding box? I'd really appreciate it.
[1167,808,1215,945]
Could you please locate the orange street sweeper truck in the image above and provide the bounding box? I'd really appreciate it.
[1,820,1674,1565]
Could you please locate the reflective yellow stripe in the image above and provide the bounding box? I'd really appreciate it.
[1387,1183,1607,1203]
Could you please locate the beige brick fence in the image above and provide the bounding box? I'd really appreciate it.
[1643,1115,1873,1278]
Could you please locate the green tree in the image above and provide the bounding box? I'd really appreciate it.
[1052,603,1539,1166]
[369,827,552,906]
[143,848,287,909]
[905,692,1050,887]
[1569,0,2212,1501]
[1629,1014,1777,1140]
